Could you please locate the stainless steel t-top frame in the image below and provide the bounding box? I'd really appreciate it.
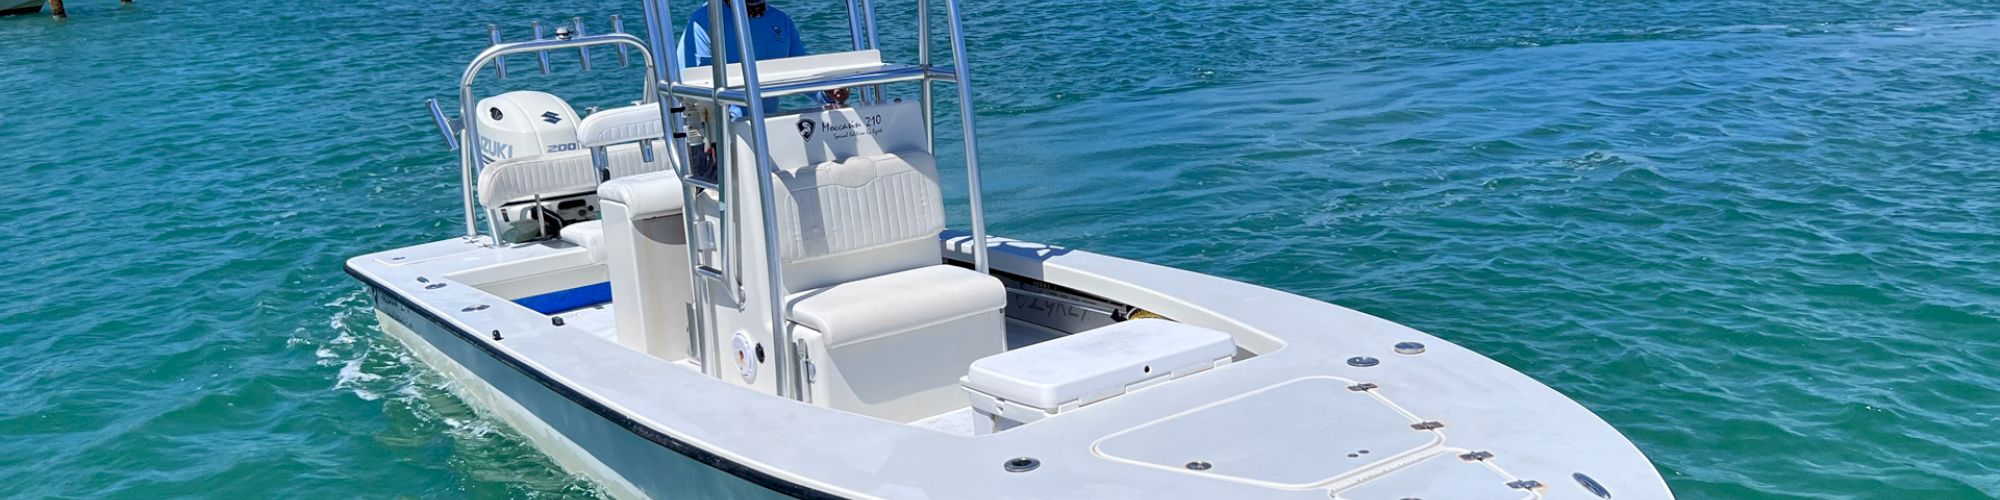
[637,0,992,401]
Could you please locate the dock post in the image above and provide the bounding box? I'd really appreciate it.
[48,0,65,18]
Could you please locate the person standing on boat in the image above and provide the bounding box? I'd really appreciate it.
[677,0,850,113]
[677,0,849,180]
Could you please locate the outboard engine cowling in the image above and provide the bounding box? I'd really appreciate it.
[475,91,580,163]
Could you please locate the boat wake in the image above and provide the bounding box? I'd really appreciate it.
[294,289,606,497]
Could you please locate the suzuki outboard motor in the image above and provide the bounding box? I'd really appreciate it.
[473,91,589,243]
[475,91,581,163]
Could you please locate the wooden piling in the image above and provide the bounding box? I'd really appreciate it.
[47,0,64,18]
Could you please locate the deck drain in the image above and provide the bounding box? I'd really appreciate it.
[1003,457,1039,473]
[1347,356,1379,367]
[1185,461,1212,471]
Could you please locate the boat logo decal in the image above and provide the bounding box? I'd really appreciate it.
[809,114,885,142]
[478,137,513,161]
[540,111,563,124]
[797,118,816,140]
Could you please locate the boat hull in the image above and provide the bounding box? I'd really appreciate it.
[363,284,807,499]
[347,233,1673,499]
[1,0,42,16]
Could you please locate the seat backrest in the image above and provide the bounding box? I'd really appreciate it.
[477,141,673,207]
[732,100,940,292]
[577,104,665,148]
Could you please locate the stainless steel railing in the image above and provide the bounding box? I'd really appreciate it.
[945,0,992,275]
[455,33,657,241]
[720,0,801,400]
[638,0,993,401]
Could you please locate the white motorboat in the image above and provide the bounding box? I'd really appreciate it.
[348,2,1672,498]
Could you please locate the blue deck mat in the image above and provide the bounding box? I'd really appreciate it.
[513,282,612,315]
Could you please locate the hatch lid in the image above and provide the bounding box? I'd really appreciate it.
[1333,453,1531,499]
[1092,377,1443,488]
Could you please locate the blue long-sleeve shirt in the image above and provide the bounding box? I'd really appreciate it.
[678,4,811,115]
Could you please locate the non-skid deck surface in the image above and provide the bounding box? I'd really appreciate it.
[907,407,979,435]
[550,303,617,342]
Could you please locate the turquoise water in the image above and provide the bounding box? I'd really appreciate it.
[4,0,1998,497]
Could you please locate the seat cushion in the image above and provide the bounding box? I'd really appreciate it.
[559,220,605,262]
[598,170,685,220]
[771,152,945,292]
[478,141,674,207]
[788,265,1005,348]
[734,101,943,293]
[577,104,665,148]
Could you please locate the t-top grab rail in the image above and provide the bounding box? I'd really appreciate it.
[661,65,955,104]
[943,0,990,275]
[721,0,801,401]
[636,0,993,401]
[455,33,658,241]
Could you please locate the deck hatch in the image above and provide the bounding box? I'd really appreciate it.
[1092,377,1442,489]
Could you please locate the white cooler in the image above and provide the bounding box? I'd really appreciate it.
[962,319,1236,433]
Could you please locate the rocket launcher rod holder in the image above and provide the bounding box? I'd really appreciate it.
[486,16,634,80]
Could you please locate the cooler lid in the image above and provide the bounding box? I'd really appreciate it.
[965,319,1235,411]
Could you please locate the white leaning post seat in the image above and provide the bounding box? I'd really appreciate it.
[576,104,667,150]
[750,101,1008,422]
[594,170,692,361]
[963,319,1236,433]
[558,221,607,262]
[544,103,677,264]
[477,142,670,207]
[477,104,676,220]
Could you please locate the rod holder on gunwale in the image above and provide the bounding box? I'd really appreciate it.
[573,18,592,71]
[426,98,460,151]
[533,21,552,75]
[487,24,507,79]
[610,15,631,68]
